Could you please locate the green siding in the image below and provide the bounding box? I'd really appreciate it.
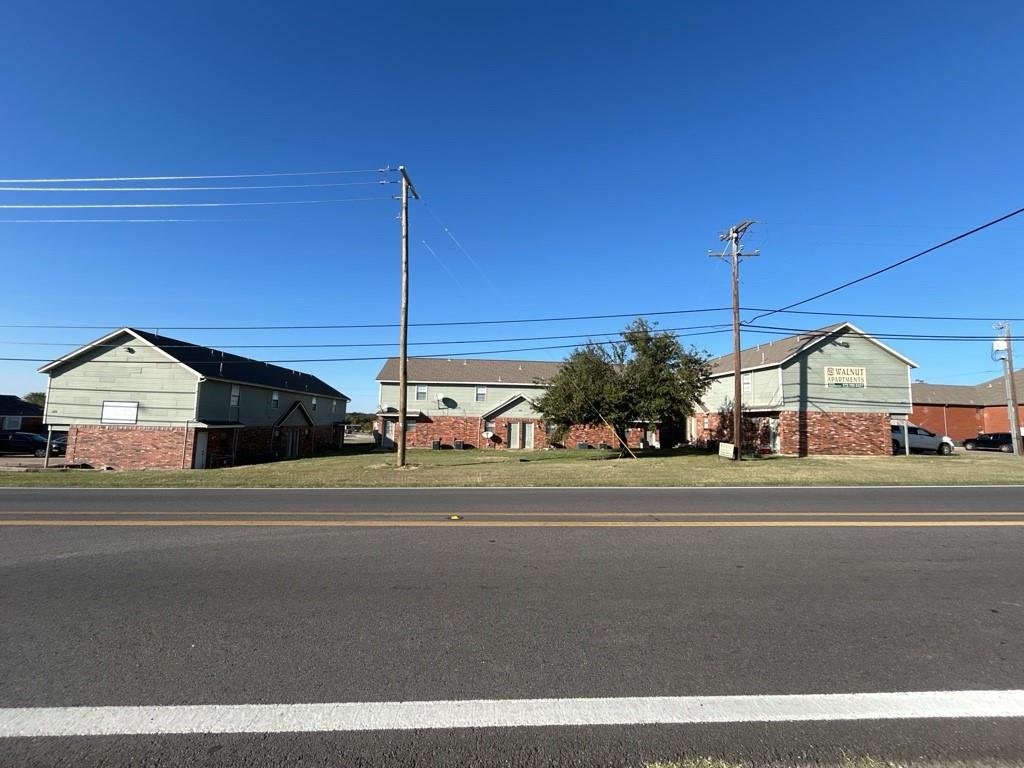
[44,332,198,427]
[380,382,547,418]
[702,368,783,413]
[780,329,911,413]
[197,380,345,427]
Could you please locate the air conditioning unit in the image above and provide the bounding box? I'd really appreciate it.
[453,439,464,450]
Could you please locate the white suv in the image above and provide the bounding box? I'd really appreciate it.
[891,424,955,455]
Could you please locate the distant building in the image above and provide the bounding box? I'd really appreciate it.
[39,328,349,469]
[912,372,1024,441]
[376,322,918,456]
[0,395,44,433]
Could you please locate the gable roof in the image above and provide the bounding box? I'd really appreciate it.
[707,322,918,376]
[376,357,562,385]
[481,393,539,420]
[0,395,43,417]
[39,327,349,401]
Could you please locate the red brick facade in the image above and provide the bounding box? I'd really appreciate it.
[382,415,646,451]
[69,425,196,470]
[69,423,342,470]
[691,411,890,456]
[778,411,890,456]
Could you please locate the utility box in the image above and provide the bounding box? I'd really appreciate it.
[431,440,441,451]
[453,440,464,450]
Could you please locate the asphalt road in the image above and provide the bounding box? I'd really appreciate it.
[1,487,1023,765]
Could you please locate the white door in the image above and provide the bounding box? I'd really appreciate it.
[383,420,395,449]
[524,422,534,449]
[193,431,208,469]
[508,422,520,449]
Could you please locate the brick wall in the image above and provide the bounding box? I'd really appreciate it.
[911,404,985,442]
[379,415,645,451]
[778,411,889,456]
[69,425,195,470]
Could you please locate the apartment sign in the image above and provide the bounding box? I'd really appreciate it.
[825,366,866,388]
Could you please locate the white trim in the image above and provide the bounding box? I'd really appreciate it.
[1,690,1021,737]
[379,379,550,388]
[38,328,201,379]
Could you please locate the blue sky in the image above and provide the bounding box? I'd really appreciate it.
[3,1,1023,411]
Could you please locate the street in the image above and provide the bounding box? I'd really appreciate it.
[1,487,1023,766]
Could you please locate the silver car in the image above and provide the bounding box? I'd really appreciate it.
[891,424,954,455]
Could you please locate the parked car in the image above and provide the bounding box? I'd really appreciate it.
[0,432,51,458]
[963,432,1016,453]
[891,424,954,455]
[48,434,67,456]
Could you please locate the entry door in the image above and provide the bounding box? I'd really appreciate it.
[524,422,534,449]
[383,420,395,449]
[508,422,520,449]
[193,431,208,469]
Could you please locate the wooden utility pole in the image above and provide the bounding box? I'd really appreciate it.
[396,165,419,468]
[995,321,1021,456]
[709,221,758,461]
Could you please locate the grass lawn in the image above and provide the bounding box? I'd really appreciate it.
[2,445,1023,488]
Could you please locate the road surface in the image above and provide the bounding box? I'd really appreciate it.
[1,487,1022,765]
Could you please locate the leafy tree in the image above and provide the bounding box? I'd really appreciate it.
[22,392,45,408]
[535,319,712,452]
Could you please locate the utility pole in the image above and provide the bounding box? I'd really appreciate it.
[994,321,1021,456]
[709,221,759,461]
[396,166,419,468]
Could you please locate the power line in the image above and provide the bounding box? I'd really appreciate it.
[0,196,395,210]
[0,218,250,224]
[0,180,397,192]
[0,323,733,350]
[0,307,735,330]
[746,204,1024,324]
[745,308,1024,323]
[0,168,395,184]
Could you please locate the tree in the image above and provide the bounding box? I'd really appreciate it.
[535,319,712,452]
[22,392,45,408]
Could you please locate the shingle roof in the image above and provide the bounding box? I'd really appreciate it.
[911,382,991,406]
[0,395,43,417]
[706,323,849,375]
[913,370,1024,406]
[376,357,562,384]
[41,328,349,401]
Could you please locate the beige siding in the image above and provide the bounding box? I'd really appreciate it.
[380,382,547,418]
[780,328,911,413]
[44,333,198,427]
[197,380,345,427]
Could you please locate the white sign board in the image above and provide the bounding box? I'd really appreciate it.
[824,366,866,388]
[101,401,139,425]
[718,441,736,459]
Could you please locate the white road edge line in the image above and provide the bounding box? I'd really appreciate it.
[2,691,1022,737]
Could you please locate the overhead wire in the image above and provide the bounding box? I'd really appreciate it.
[746,204,1024,324]
[0,180,397,192]
[0,168,396,183]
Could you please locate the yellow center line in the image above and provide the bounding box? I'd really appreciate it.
[1,510,1023,517]
[2,519,1024,527]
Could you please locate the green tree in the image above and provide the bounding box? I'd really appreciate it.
[535,319,712,452]
[22,392,45,408]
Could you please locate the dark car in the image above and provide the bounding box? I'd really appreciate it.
[963,432,1016,453]
[48,434,67,457]
[0,432,51,458]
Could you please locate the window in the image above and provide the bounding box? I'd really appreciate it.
[311,397,318,412]
[404,419,417,432]
[230,385,240,408]
[101,401,138,425]
[475,386,487,402]
[742,373,752,395]
[484,419,496,433]
[271,391,279,409]
[415,384,428,401]
[332,400,337,414]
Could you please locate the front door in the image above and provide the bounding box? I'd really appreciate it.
[524,422,534,449]
[383,420,395,449]
[507,422,520,449]
[193,431,208,469]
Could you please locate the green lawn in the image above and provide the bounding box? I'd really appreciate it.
[2,445,1023,488]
